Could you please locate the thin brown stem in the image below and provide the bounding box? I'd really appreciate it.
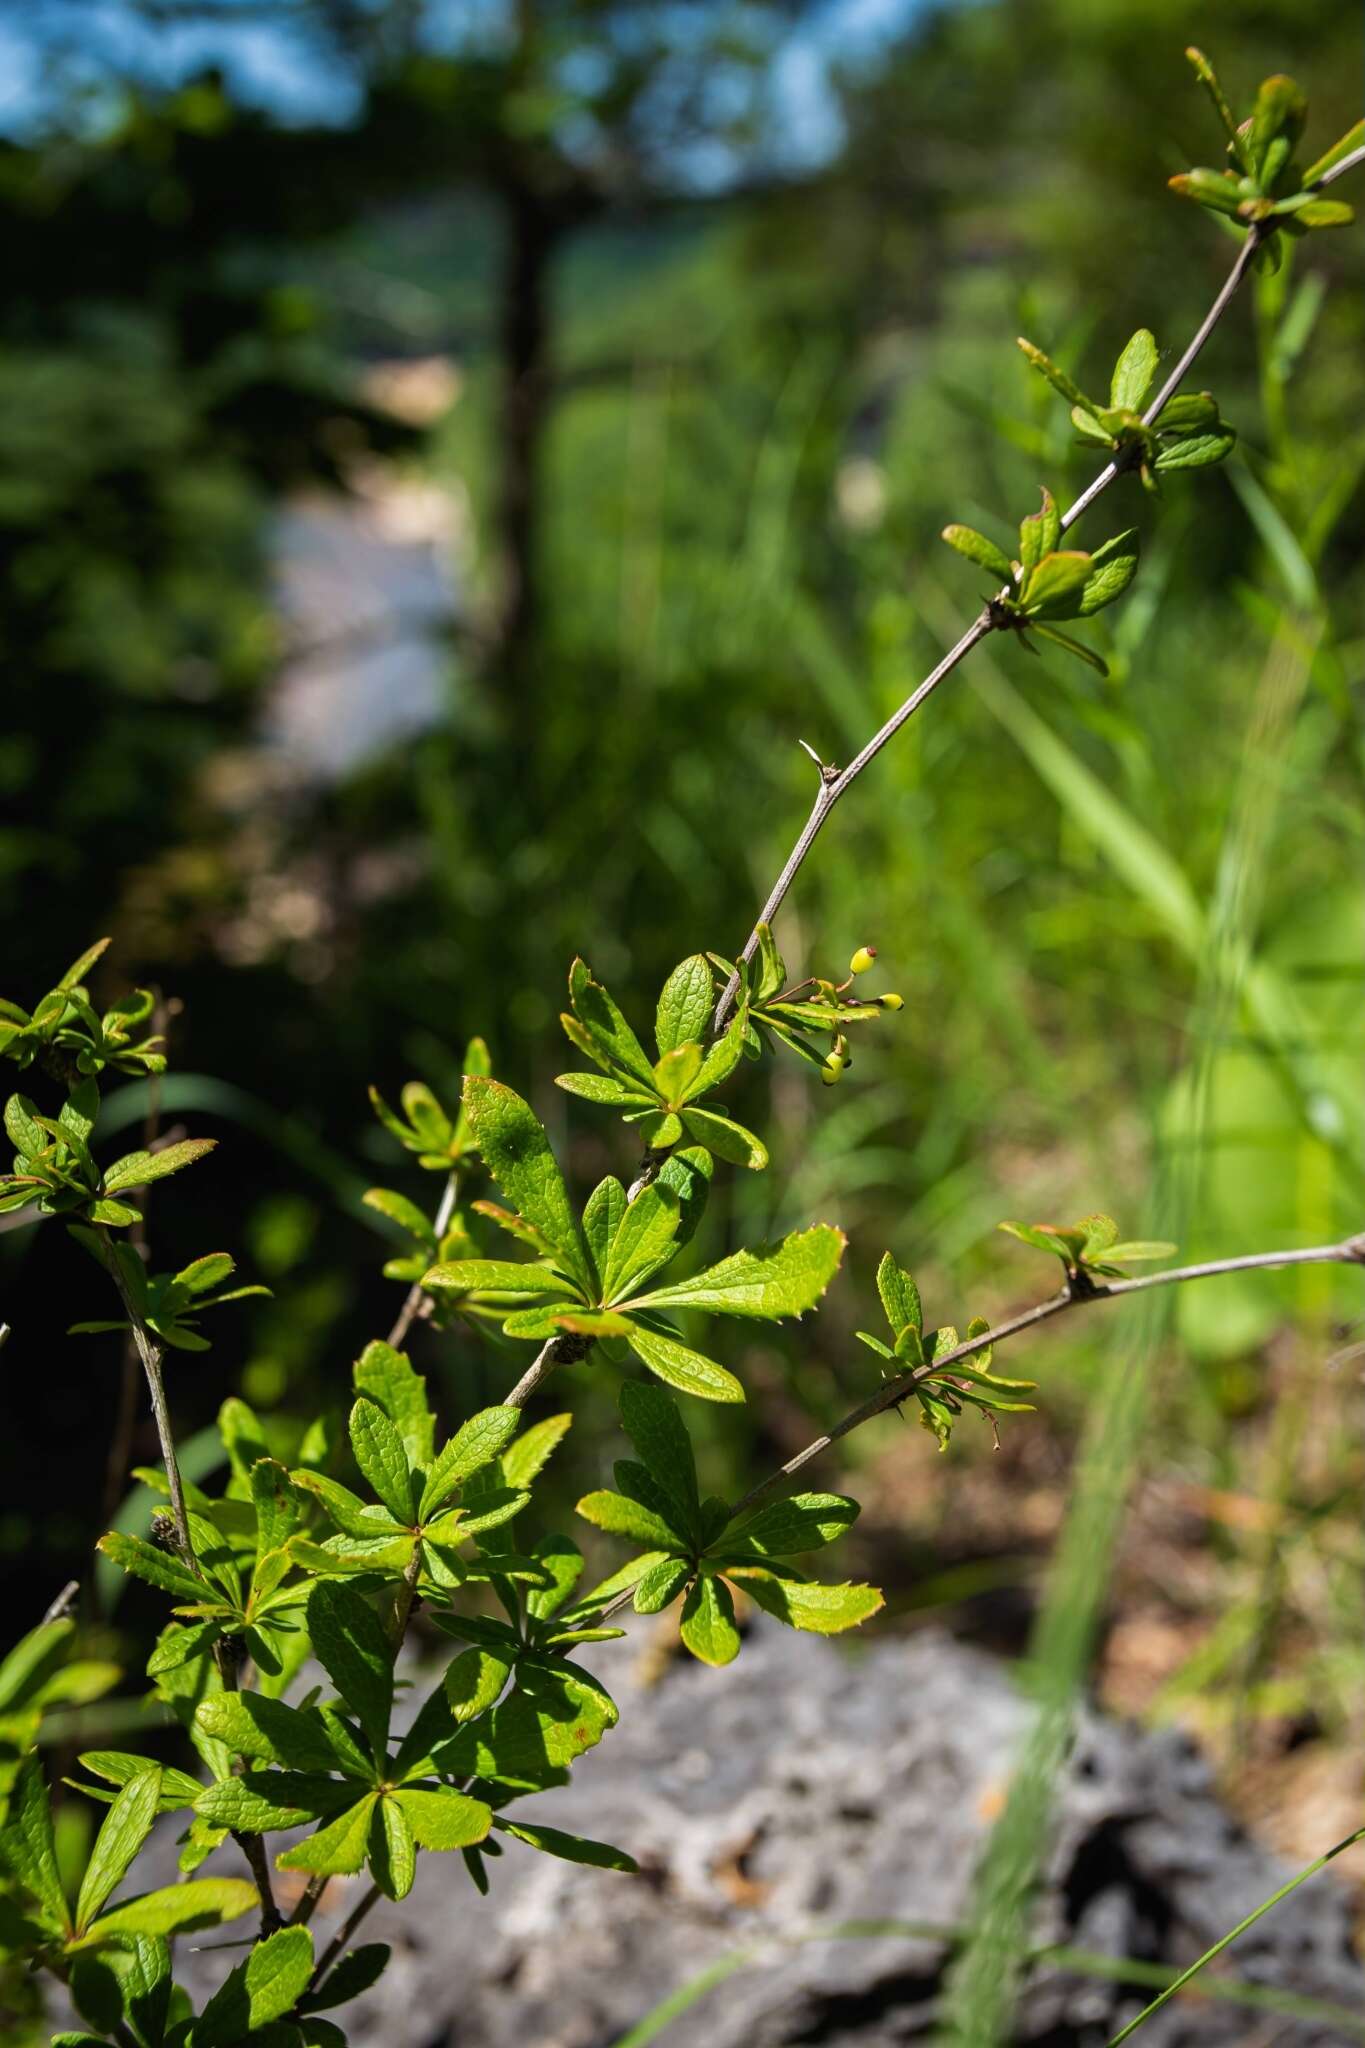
[505,1331,587,1408]
[387,1173,458,1349]
[713,227,1268,1033]
[311,1881,382,1986]
[102,1015,167,1537]
[98,1228,196,1566]
[582,1234,1365,1622]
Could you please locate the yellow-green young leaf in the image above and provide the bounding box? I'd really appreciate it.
[1029,621,1108,675]
[676,1105,767,1169]
[1,1754,70,1933]
[75,1877,259,1950]
[1185,46,1248,165]
[94,1533,204,1604]
[195,1695,338,1774]
[1016,337,1095,413]
[443,1647,513,1723]
[581,1176,627,1289]
[722,1493,860,1558]
[0,1617,77,1713]
[1153,428,1236,471]
[1303,117,1365,187]
[624,1223,845,1322]
[679,1574,741,1666]
[195,1924,313,2044]
[392,1788,491,1851]
[624,1325,745,1404]
[680,1003,749,1103]
[419,1406,522,1521]
[461,1077,592,1294]
[602,1184,681,1303]
[370,1795,416,1901]
[353,1341,435,1470]
[277,1797,377,1878]
[940,524,1013,581]
[1167,167,1243,214]
[422,1259,572,1299]
[752,923,785,1003]
[195,1773,348,1834]
[349,1399,414,1525]
[555,1072,656,1108]
[735,1573,884,1635]
[576,1490,683,1549]
[493,1818,637,1872]
[1017,487,1060,575]
[307,1582,394,1758]
[101,1139,216,1194]
[566,957,657,1086]
[1019,550,1093,619]
[1077,530,1139,617]
[1110,329,1158,412]
[1288,198,1354,230]
[501,1412,572,1491]
[875,1251,921,1341]
[655,955,714,1058]
[1247,73,1306,180]
[633,1557,691,1614]
[525,1532,585,1621]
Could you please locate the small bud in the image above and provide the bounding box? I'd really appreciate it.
[820,1052,845,1086]
[879,992,904,1011]
[849,946,877,976]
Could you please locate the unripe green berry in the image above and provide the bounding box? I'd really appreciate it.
[849,946,877,976]
[880,992,904,1011]
[820,1052,845,1085]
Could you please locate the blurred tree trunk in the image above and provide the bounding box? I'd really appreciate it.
[495,177,562,682]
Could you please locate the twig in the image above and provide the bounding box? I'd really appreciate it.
[42,1580,80,1626]
[505,1331,587,1408]
[97,1227,197,1568]
[583,1234,1365,1621]
[102,1000,169,1539]
[311,1880,383,1984]
[713,225,1268,1033]
[387,1172,459,1349]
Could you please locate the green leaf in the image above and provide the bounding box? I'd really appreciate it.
[349,1399,414,1525]
[624,1223,844,1321]
[679,1575,741,1665]
[619,1379,699,1520]
[74,1768,162,1933]
[276,1796,377,1878]
[875,1251,921,1341]
[296,1944,391,2015]
[752,924,785,1003]
[940,524,1012,581]
[1019,550,1093,620]
[307,1582,394,1758]
[1153,428,1236,471]
[195,1924,314,2044]
[0,1754,70,1933]
[602,1184,681,1303]
[59,937,111,990]
[524,1531,585,1621]
[582,1176,627,1290]
[625,1326,745,1404]
[392,1787,491,1851]
[1110,329,1158,412]
[675,1106,768,1169]
[1077,528,1139,616]
[576,1490,683,1548]
[1017,488,1060,574]
[501,1412,572,1491]
[1016,337,1096,414]
[75,1877,258,1949]
[95,1532,205,1604]
[461,1077,592,1294]
[195,1773,350,1833]
[1029,620,1109,675]
[420,1406,522,1521]
[195,1696,339,1775]
[723,1493,860,1558]
[1167,167,1243,215]
[4,1095,44,1157]
[1303,117,1365,187]
[554,1072,656,1108]
[443,1647,513,1724]
[1248,73,1306,181]
[680,1005,749,1104]
[0,1617,77,1713]
[734,1573,884,1634]
[423,1259,572,1298]
[655,956,714,1058]
[353,1341,435,1471]
[494,1818,637,1872]
[634,1556,691,1613]
[102,1139,215,1194]
[370,1794,416,1901]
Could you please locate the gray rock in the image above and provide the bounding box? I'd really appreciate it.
[280,1627,1364,2047]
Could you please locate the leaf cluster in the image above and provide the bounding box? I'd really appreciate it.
[998,1212,1175,1282]
[0,940,166,1080]
[1018,329,1235,489]
[856,1252,1035,1451]
[943,488,1139,675]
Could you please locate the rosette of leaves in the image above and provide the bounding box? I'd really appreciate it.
[856,1252,1036,1451]
[567,1383,882,1666]
[68,1238,268,1351]
[1018,330,1235,489]
[368,1035,491,1172]
[999,1212,1175,1284]
[0,1754,258,1975]
[423,1078,845,1403]
[1,1079,214,1228]
[191,1581,497,1906]
[0,938,167,1079]
[724,925,901,1080]
[99,1453,311,1691]
[289,1342,564,1591]
[942,489,1139,675]
[1170,50,1360,265]
[557,956,767,1168]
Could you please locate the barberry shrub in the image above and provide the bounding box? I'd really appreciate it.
[0,49,1361,2048]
